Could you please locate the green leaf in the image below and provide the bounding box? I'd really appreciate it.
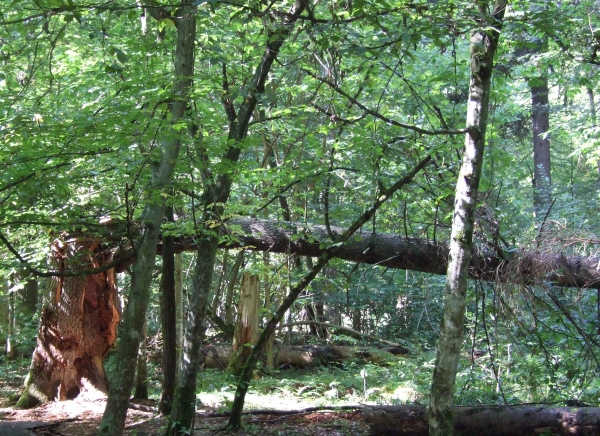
[159,18,176,30]
[114,48,128,64]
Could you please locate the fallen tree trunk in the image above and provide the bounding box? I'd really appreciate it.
[193,344,408,369]
[158,217,600,289]
[359,404,600,436]
[186,404,600,436]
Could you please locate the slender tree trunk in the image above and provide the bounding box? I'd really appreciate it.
[18,268,38,317]
[174,252,183,381]
[160,205,177,415]
[97,3,195,434]
[428,2,506,436]
[224,251,244,326]
[263,253,277,371]
[167,232,217,436]
[0,279,8,356]
[586,85,600,182]
[531,78,552,216]
[7,288,15,359]
[133,320,148,400]
[211,250,228,316]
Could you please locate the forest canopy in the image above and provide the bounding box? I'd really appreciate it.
[1,0,600,435]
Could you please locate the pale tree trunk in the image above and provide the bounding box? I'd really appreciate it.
[428,2,506,436]
[7,288,15,359]
[97,2,195,434]
[174,252,183,381]
[228,273,260,376]
[17,239,120,409]
[0,279,8,356]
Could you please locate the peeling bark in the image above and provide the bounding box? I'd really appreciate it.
[17,238,120,408]
[228,273,260,376]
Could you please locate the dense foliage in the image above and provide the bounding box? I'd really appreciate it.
[1,0,600,419]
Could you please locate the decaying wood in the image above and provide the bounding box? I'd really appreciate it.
[67,217,600,290]
[197,344,407,369]
[228,273,260,376]
[17,238,121,408]
[167,403,600,435]
[360,404,600,436]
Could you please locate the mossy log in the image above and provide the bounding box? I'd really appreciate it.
[360,404,600,436]
[197,344,408,369]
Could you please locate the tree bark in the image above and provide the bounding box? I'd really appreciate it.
[97,2,195,434]
[164,217,600,290]
[174,252,183,381]
[17,238,120,409]
[159,206,177,415]
[531,78,552,216]
[196,344,407,369]
[225,250,244,327]
[429,2,506,435]
[228,273,260,377]
[133,320,148,400]
[361,404,600,436]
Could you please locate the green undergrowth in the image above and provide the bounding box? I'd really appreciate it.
[0,355,29,406]
[4,343,600,410]
[190,347,600,411]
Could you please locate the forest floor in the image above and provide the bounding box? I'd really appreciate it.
[0,397,370,435]
[0,356,404,435]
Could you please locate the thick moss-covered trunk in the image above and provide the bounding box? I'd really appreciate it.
[17,239,120,408]
[428,2,506,435]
